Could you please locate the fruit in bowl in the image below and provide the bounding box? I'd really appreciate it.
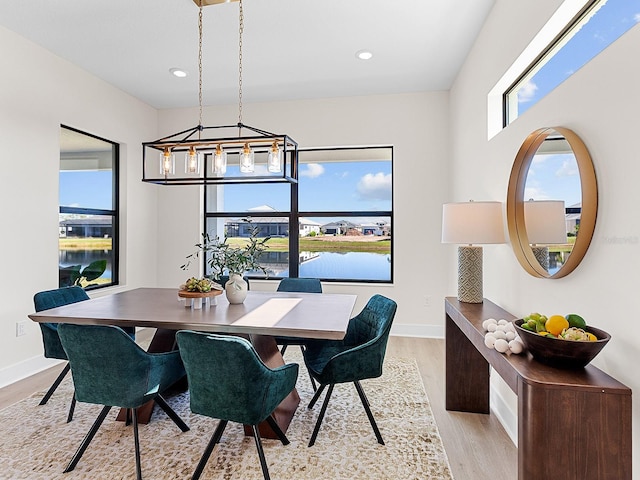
[514,313,611,369]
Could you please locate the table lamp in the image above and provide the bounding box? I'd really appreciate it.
[442,201,505,303]
[524,199,567,271]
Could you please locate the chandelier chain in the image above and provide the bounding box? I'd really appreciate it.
[238,0,244,129]
[198,0,204,136]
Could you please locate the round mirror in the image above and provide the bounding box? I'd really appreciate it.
[506,127,597,278]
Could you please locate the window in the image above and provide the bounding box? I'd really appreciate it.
[204,146,393,282]
[505,0,639,125]
[59,126,119,289]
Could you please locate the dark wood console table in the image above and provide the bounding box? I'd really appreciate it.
[445,297,631,480]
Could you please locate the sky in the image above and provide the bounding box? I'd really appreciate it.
[516,0,640,113]
[525,152,581,207]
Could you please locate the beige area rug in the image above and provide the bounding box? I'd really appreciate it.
[0,354,453,480]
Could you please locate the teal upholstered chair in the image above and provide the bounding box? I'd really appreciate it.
[176,331,298,480]
[275,277,323,354]
[302,294,397,447]
[274,277,322,390]
[33,286,136,423]
[33,286,90,422]
[58,324,189,480]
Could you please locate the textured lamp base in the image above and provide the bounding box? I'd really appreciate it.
[531,245,549,271]
[458,246,483,303]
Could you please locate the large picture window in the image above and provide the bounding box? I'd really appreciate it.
[204,146,393,283]
[505,0,639,125]
[59,126,119,289]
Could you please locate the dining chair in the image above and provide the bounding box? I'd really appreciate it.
[33,286,90,422]
[58,324,189,480]
[302,294,397,447]
[176,331,298,480]
[33,286,137,423]
[274,277,322,390]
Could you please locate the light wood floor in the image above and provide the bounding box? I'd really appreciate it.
[0,334,516,480]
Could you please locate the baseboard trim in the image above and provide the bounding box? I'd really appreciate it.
[0,355,62,390]
[391,323,444,338]
[490,381,518,447]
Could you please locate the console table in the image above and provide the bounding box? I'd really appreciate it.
[445,297,631,480]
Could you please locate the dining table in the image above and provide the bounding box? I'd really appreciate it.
[29,287,358,438]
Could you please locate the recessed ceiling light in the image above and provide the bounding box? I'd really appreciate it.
[356,50,373,60]
[169,68,188,78]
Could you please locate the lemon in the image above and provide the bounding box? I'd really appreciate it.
[545,315,569,336]
[565,313,587,329]
[586,332,597,342]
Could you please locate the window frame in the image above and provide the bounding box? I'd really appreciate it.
[203,145,393,283]
[59,125,120,290]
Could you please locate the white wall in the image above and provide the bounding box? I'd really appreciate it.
[450,0,640,471]
[156,92,452,332]
[0,26,160,385]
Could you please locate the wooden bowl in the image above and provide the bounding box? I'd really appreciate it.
[514,319,611,369]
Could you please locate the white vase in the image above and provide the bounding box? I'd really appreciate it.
[225,273,248,304]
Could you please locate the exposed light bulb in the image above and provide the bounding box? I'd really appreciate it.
[240,143,255,173]
[267,141,282,173]
[213,144,227,175]
[161,147,175,175]
[185,146,201,174]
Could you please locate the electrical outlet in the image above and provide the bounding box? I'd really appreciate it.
[16,321,27,337]
[424,295,432,307]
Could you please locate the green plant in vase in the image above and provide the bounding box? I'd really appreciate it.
[181,224,270,303]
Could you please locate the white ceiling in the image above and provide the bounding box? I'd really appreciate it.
[0,0,495,109]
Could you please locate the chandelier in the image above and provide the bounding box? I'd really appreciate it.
[142,0,298,185]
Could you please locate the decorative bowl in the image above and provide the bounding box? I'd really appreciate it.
[513,319,611,369]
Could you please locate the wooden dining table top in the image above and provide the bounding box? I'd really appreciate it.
[28,287,358,340]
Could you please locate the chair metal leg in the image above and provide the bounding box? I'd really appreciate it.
[354,380,384,445]
[132,408,142,480]
[66,393,76,423]
[252,424,271,480]
[125,407,132,426]
[279,343,288,355]
[191,420,228,480]
[307,383,326,410]
[300,346,318,392]
[39,363,70,405]
[154,394,190,432]
[64,405,112,472]
[265,415,289,445]
[308,384,334,447]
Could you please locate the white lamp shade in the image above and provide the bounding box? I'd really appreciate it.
[442,201,506,245]
[524,200,567,244]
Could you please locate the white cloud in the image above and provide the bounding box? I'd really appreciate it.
[299,163,325,178]
[635,13,640,23]
[356,172,392,201]
[555,159,579,177]
[517,81,538,103]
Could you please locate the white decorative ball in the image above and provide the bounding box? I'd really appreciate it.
[494,338,510,353]
[484,333,496,349]
[509,339,524,354]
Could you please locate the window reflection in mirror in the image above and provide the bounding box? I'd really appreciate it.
[523,135,581,274]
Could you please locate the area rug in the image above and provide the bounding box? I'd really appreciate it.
[0,355,453,479]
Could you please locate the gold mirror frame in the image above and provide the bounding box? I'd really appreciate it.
[506,127,598,278]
